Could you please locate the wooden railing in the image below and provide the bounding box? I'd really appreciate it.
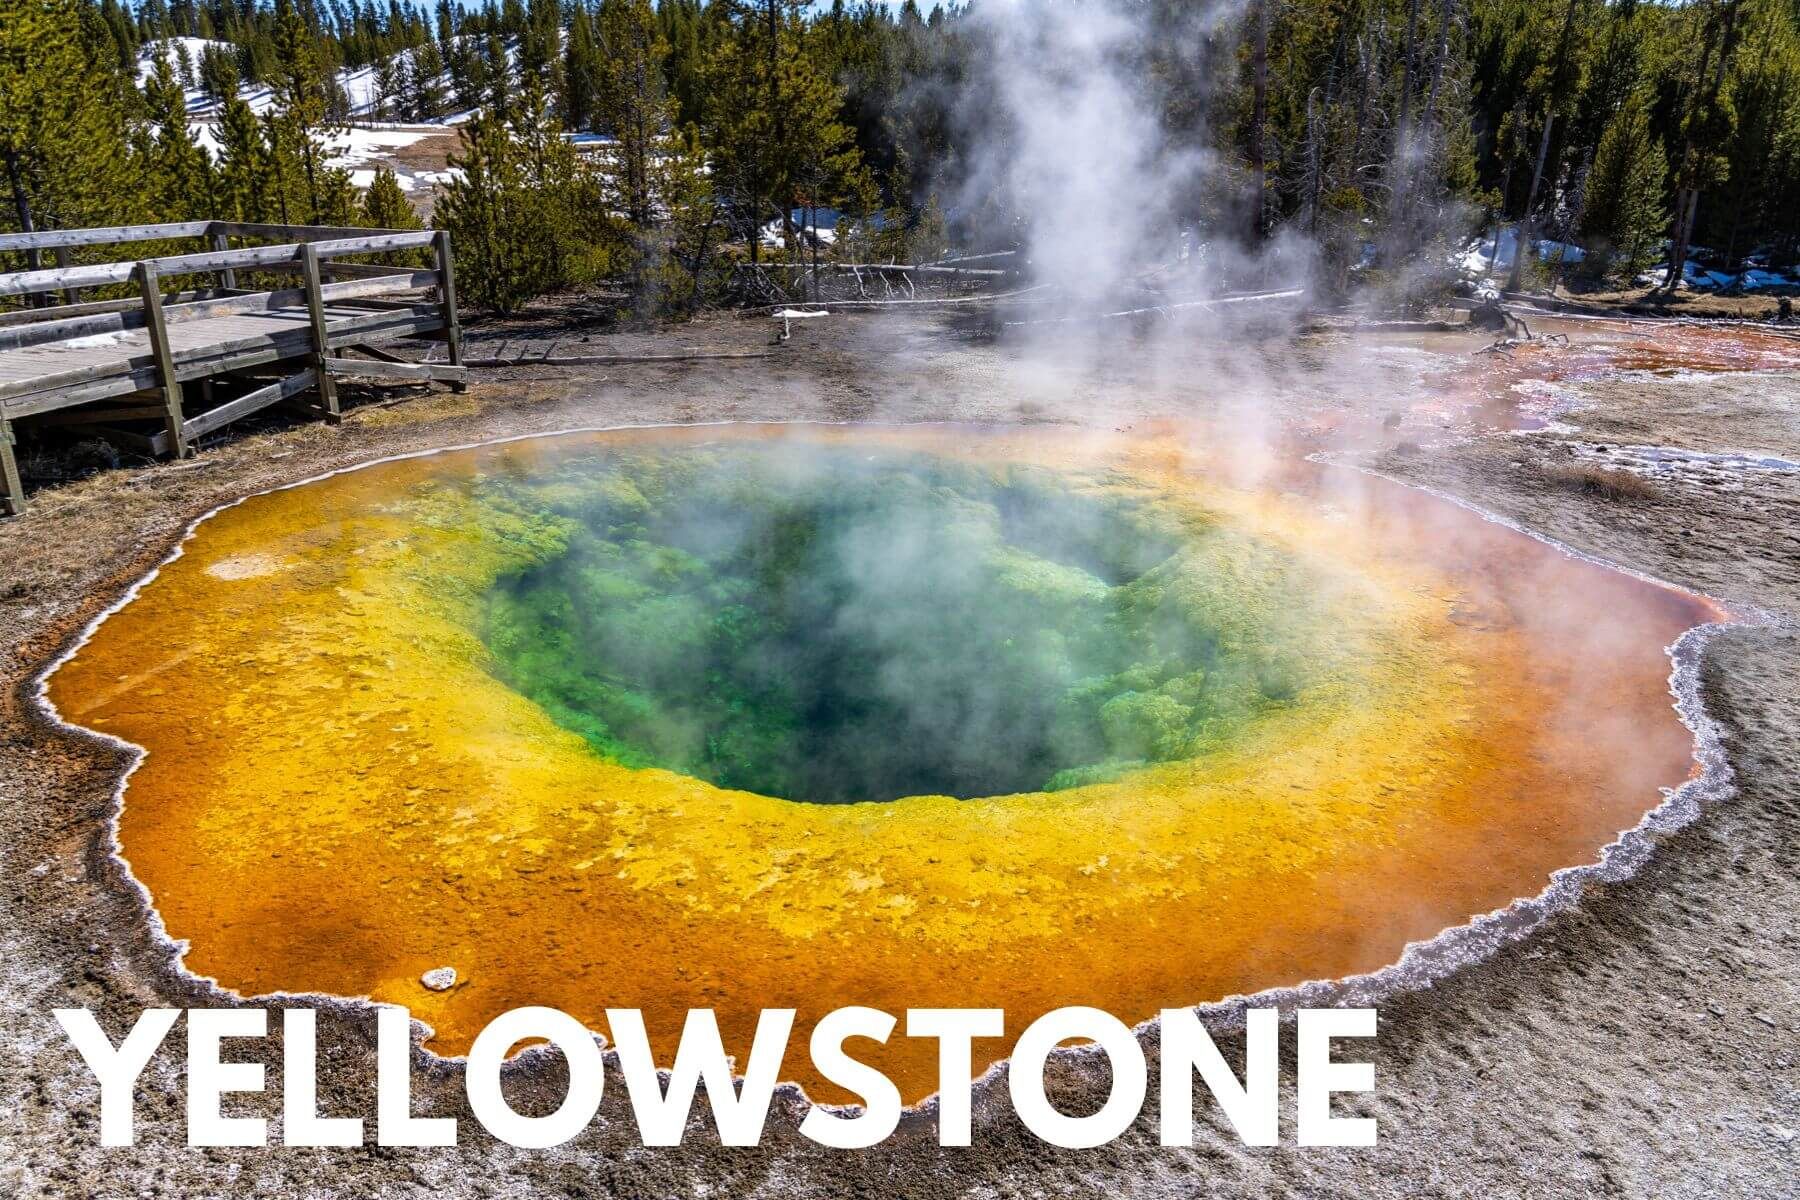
[0,233,446,347]
[0,222,464,515]
[0,222,442,302]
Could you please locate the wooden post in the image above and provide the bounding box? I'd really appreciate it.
[433,229,465,391]
[0,417,24,516]
[24,245,44,310]
[299,242,340,422]
[211,229,237,290]
[138,261,188,458]
[54,246,82,306]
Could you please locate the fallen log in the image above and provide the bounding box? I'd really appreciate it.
[1000,287,1306,327]
[461,349,776,367]
[764,283,1056,311]
[732,262,1013,277]
[323,357,467,384]
[919,250,1020,268]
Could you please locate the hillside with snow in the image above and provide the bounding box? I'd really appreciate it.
[136,36,476,125]
[133,36,618,202]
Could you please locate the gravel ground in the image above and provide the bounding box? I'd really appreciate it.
[1,308,1795,1198]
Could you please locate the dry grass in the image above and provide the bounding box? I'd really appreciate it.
[1551,282,1796,320]
[1542,462,1663,501]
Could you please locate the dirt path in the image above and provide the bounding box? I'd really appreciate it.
[1,310,1795,1198]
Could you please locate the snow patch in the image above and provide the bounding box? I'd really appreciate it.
[55,331,132,350]
[1458,227,1586,275]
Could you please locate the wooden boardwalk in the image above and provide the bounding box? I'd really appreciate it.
[0,222,466,516]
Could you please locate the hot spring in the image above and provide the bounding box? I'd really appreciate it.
[46,423,1719,1104]
[480,446,1304,804]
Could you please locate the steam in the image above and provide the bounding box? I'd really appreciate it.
[961,1,1203,299]
[478,443,1318,804]
[944,0,1313,318]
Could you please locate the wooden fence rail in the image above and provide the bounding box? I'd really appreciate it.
[0,222,463,517]
[0,222,213,255]
[0,230,438,299]
[0,220,426,260]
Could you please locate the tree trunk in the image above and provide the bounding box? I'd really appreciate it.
[268,123,291,225]
[1721,13,1777,272]
[809,201,820,302]
[4,149,33,241]
[1250,0,1269,240]
[1667,188,1701,289]
[1389,0,1421,234]
[5,149,46,307]
[1507,114,1554,293]
[1509,0,1583,292]
[1423,0,1453,144]
[748,169,760,266]
[767,0,792,254]
[1663,0,1742,291]
[1349,33,1371,209]
[301,129,320,224]
[1304,87,1321,238]
[1491,155,1514,274]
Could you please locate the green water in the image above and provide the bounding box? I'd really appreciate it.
[477,444,1311,803]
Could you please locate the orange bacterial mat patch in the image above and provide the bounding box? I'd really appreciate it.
[45,424,1717,1103]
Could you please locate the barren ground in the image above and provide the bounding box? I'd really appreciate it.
[1520,279,1799,321]
[1,307,1796,1198]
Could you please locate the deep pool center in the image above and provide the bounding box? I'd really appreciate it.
[45,423,1720,1106]
[478,445,1319,804]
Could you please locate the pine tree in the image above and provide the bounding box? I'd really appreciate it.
[1712,2,1799,267]
[99,0,138,72]
[374,50,403,119]
[596,0,668,232]
[658,0,710,130]
[483,28,511,119]
[1579,92,1667,279]
[436,111,525,311]
[448,32,483,113]
[564,2,600,132]
[655,122,722,312]
[19,0,1794,301]
[269,0,345,223]
[704,1,786,258]
[704,0,866,262]
[360,163,422,228]
[435,89,597,313]
[140,0,169,40]
[259,109,301,223]
[594,0,723,309]
[1505,0,1592,293]
[215,93,271,220]
[142,46,216,218]
[435,0,456,53]
[1662,0,1745,289]
[774,27,872,250]
[310,162,358,225]
[512,79,594,287]
[0,0,148,240]
[521,0,563,110]
[199,41,240,106]
[406,39,447,120]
